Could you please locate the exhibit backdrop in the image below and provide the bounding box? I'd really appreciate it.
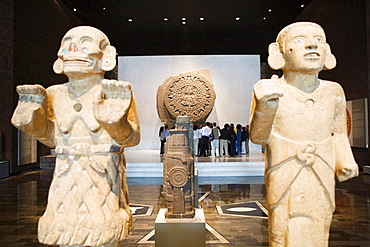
[118,55,261,151]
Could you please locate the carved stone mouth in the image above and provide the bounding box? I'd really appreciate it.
[63,57,93,66]
[304,52,320,58]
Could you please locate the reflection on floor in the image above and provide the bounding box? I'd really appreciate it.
[0,168,369,246]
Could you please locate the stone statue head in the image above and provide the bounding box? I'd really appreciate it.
[53,26,116,75]
[267,22,336,72]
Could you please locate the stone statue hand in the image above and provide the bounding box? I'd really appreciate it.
[94,79,132,125]
[11,84,48,135]
[253,77,284,108]
[336,166,359,182]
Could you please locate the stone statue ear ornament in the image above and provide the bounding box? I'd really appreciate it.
[53,58,64,74]
[267,42,285,70]
[101,45,117,71]
[323,43,336,70]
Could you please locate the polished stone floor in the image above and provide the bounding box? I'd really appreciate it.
[0,165,369,246]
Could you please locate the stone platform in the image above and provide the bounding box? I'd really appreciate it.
[125,149,265,178]
[37,149,266,178]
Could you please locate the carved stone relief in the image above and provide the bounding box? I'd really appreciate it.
[157,69,216,123]
[163,117,195,218]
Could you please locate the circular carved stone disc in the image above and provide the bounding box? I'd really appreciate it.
[169,167,189,187]
[163,72,216,122]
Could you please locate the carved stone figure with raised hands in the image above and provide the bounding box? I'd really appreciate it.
[12,26,140,247]
[249,22,358,246]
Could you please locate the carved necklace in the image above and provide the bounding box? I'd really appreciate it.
[73,102,82,112]
[283,80,325,108]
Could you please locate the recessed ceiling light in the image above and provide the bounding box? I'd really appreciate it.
[103,7,106,10]
[182,17,186,21]
[301,4,305,7]
[164,17,168,21]
[182,21,186,25]
[263,17,267,20]
[268,9,272,12]
[235,16,241,21]
[73,8,77,12]
[128,18,133,22]
[200,17,205,21]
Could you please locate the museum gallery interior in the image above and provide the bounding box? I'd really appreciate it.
[0,0,369,246]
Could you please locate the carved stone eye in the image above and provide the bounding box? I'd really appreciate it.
[294,38,304,43]
[314,37,323,43]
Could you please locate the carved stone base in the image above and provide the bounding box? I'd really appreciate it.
[155,208,206,247]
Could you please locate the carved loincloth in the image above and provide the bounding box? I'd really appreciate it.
[265,132,336,213]
[38,143,132,246]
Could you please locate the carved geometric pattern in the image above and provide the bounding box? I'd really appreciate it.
[168,167,189,187]
[38,151,132,246]
[157,69,216,123]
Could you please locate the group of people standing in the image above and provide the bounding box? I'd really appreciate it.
[159,122,250,157]
[194,122,249,157]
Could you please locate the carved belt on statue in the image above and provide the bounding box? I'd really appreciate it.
[54,143,122,176]
[265,132,336,212]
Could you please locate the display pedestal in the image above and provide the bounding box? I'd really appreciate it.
[155,208,206,247]
[0,161,9,179]
[364,166,370,174]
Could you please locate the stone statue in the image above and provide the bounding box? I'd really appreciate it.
[156,69,216,124]
[11,26,140,246]
[163,116,195,218]
[249,22,358,246]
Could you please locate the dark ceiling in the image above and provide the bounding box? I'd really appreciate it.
[60,0,313,62]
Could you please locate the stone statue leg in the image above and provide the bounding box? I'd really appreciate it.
[269,168,332,246]
[286,168,332,246]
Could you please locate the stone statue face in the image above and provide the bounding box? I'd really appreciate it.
[57,27,108,75]
[282,25,327,73]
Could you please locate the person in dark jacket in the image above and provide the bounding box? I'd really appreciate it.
[220,123,231,156]
[236,124,242,155]
[229,123,237,157]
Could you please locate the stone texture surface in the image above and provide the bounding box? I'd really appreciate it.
[249,22,359,247]
[163,117,195,218]
[157,69,216,124]
[11,26,140,246]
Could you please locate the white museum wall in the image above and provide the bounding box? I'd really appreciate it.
[118,55,261,151]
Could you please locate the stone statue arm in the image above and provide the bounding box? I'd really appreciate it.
[332,84,359,182]
[249,78,283,144]
[11,84,55,147]
[94,79,140,147]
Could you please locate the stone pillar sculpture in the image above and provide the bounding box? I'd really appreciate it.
[156,69,216,125]
[249,22,359,246]
[163,116,195,218]
[11,26,140,246]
